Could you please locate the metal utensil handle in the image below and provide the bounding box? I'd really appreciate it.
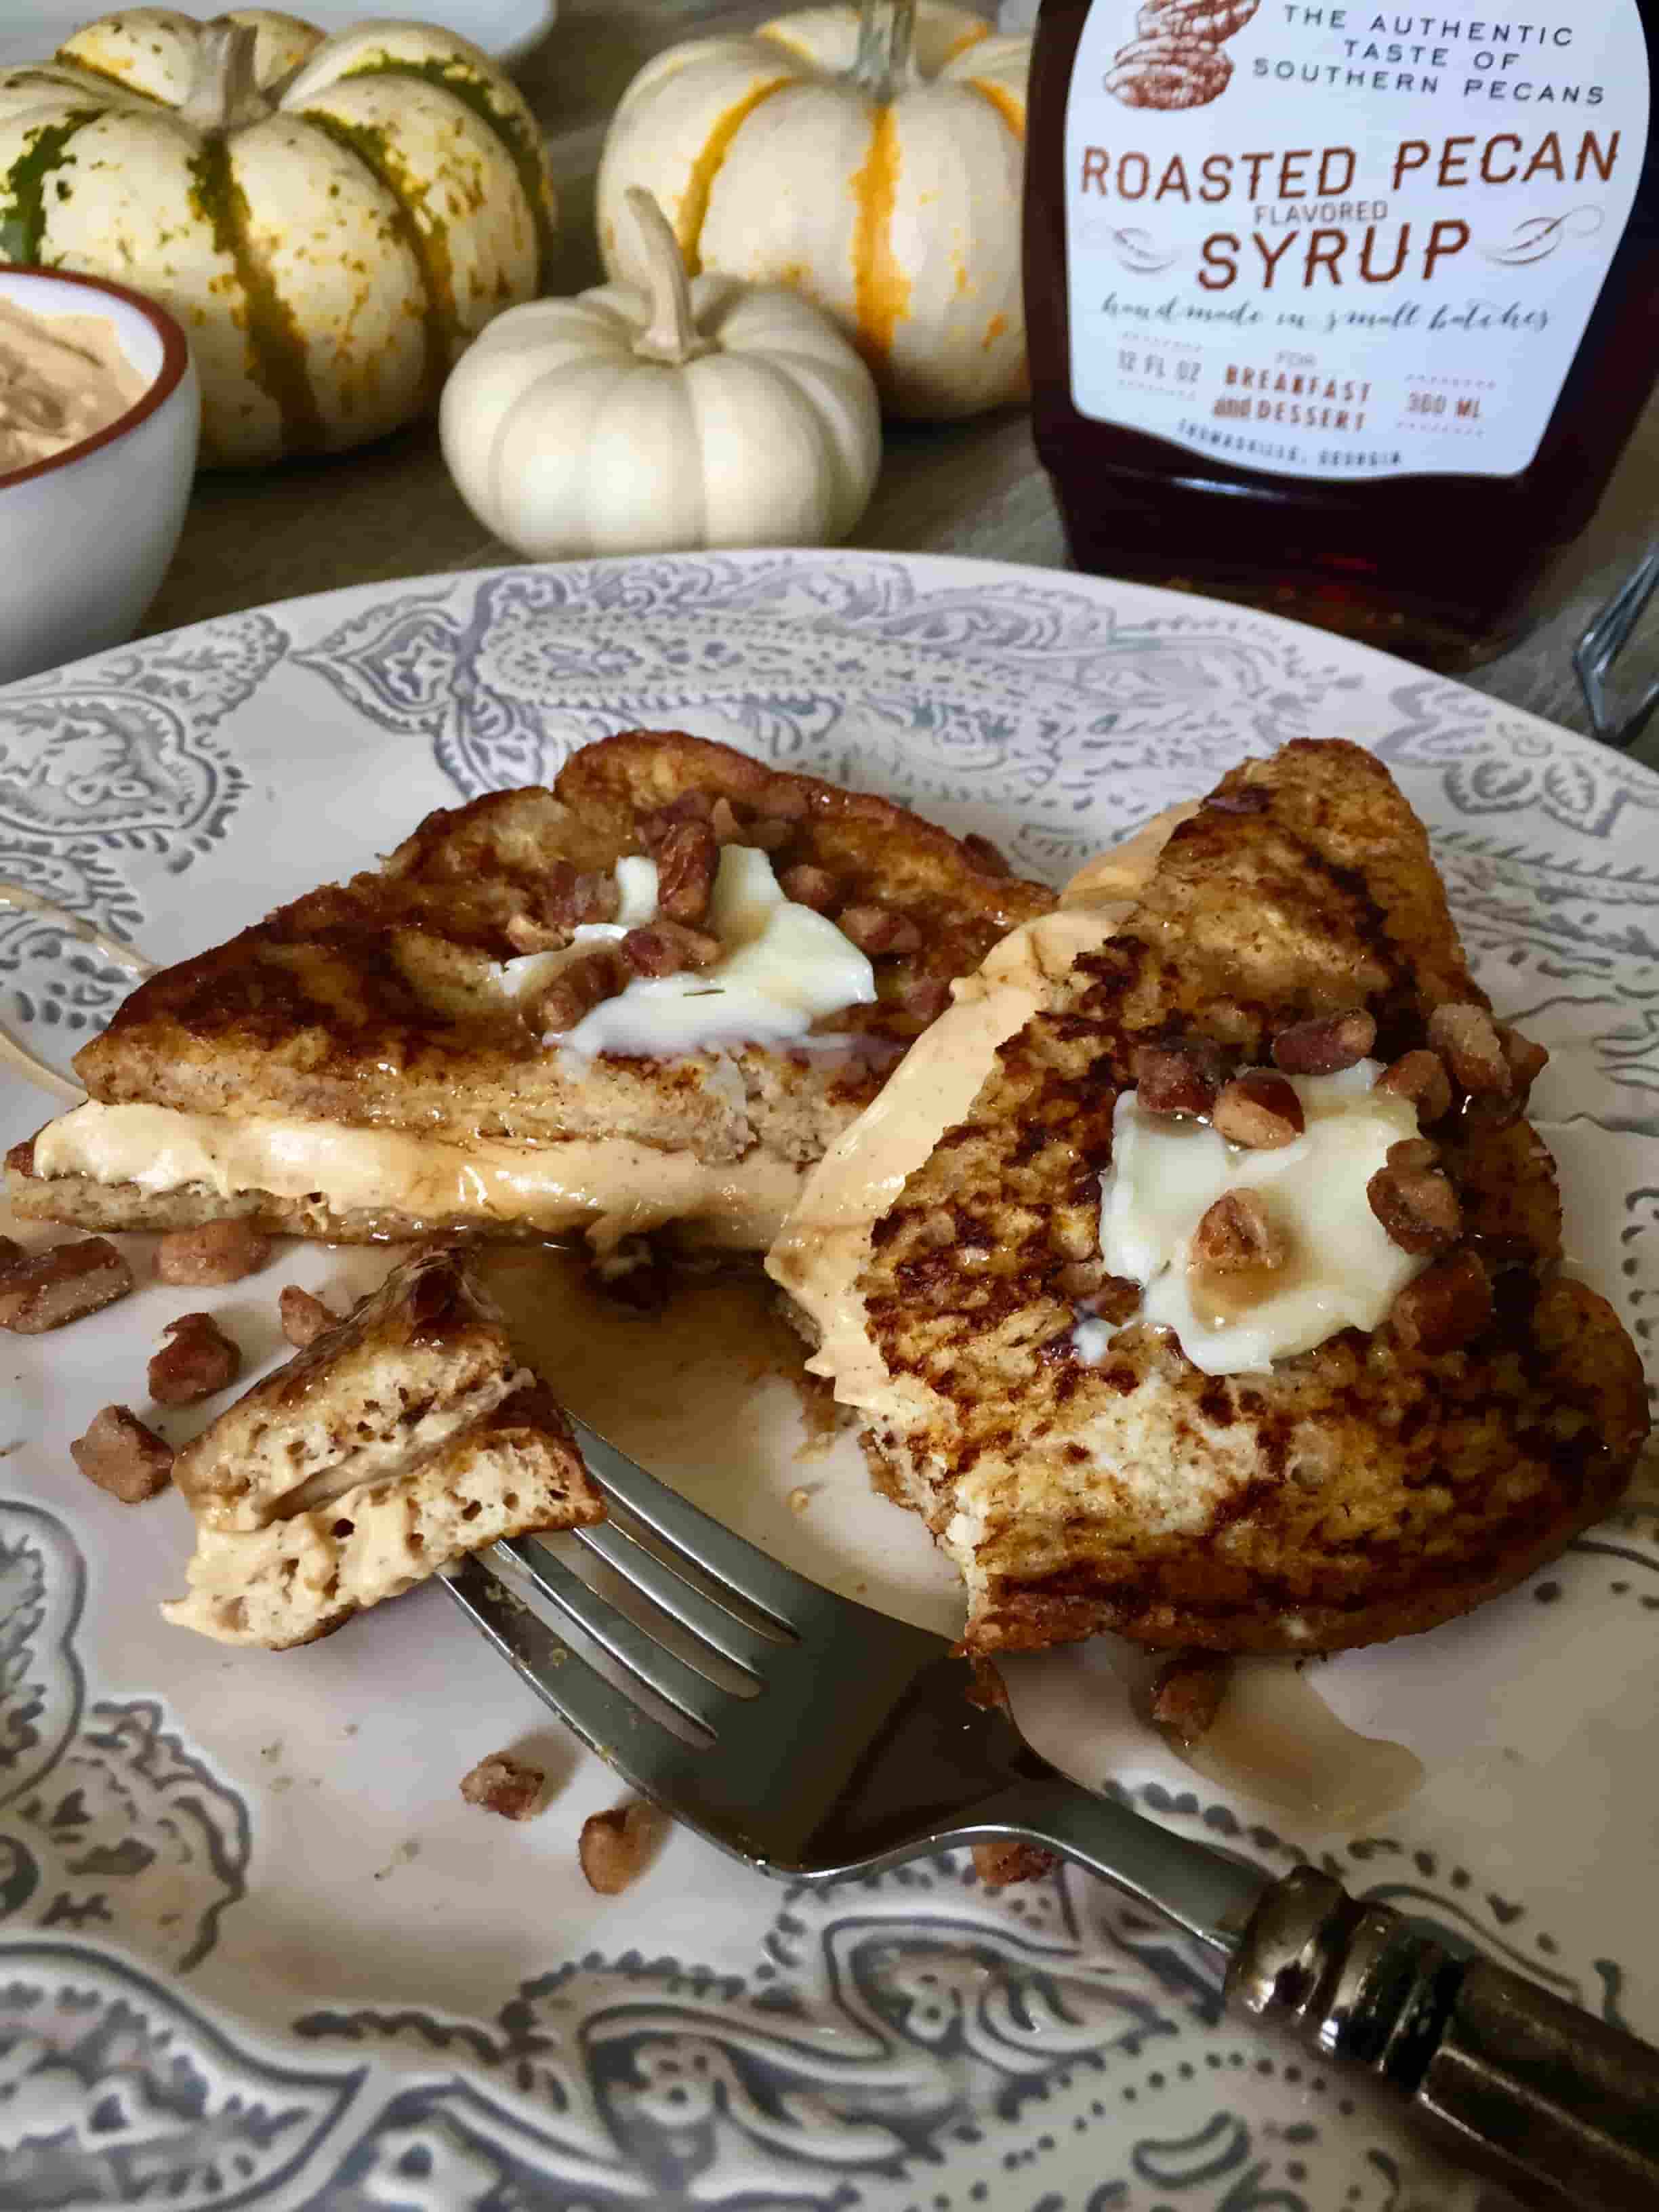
[1227,1866,1659,2211]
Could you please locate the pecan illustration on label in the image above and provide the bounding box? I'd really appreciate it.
[1105,35,1233,110]
[1136,0,1258,42]
[1109,0,1252,110]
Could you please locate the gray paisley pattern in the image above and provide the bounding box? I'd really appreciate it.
[1,552,1655,2208]
[0,611,284,1069]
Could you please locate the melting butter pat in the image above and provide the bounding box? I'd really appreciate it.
[1096,1061,1426,1375]
[562,845,876,1057]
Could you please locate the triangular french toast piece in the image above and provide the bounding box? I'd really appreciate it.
[163,1246,602,1649]
[8,733,1052,1250]
[792,740,1649,1656]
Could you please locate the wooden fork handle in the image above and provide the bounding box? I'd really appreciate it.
[1227,1866,1659,2211]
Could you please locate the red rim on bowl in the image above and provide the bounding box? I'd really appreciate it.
[0,264,192,492]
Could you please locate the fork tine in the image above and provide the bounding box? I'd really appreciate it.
[441,1557,701,1795]
[499,1538,731,1734]
[570,1416,822,1630]
[575,1519,778,1677]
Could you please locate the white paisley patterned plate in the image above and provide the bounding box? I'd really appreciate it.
[0,550,1654,2212]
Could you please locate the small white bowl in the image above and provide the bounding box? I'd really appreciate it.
[0,265,199,684]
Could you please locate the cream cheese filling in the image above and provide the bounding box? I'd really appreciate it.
[33,1100,807,1252]
[1094,1062,1427,1376]
[766,804,1195,1408]
[281,1378,531,1518]
[491,845,878,1056]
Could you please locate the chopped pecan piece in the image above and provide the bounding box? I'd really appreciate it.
[70,1404,174,1504]
[548,860,619,927]
[656,817,718,923]
[1271,1009,1376,1077]
[529,947,626,1033]
[148,1312,242,1407]
[505,865,619,950]
[579,1800,663,1893]
[779,863,839,912]
[1368,1142,1462,1254]
[1057,1261,1141,1320]
[1375,1048,1453,1126]
[460,1751,545,1821]
[1095,1273,1143,1323]
[1387,1136,1439,1172]
[741,814,793,854]
[1203,998,1257,1048]
[0,1237,133,1333]
[1133,1040,1221,1118]
[1191,1189,1291,1274]
[1427,1003,1510,1095]
[962,832,1012,877]
[837,903,921,956]
[1150,1650,1231,1747]
[1212,1070,1304,1148]
[1498,1022,1549,1097]
[1389,1250,1492,1354]
[636,792,713,853]
[279,1284,340,1349]
[156,1219,271,1286]
[504,910,564,954]
[759,780,810,822]
[1204,783,1269,814]
[972,1838,1058,1887]
[621,920,721,977]
[900,975,952,1025]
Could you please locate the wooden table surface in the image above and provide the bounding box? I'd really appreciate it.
[134,0,1659,777]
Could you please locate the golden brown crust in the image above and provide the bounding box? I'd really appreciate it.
[856,741,1650,1656]
[66,733,1053,1158]
[173,1244,522,1530]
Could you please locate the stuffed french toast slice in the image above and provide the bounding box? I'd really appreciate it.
[9,732,1052,1251]
[772,739,1650,1656]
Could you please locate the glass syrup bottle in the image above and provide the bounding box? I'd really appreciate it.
[1023,0,1659,670]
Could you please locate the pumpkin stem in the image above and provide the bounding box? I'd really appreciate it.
[178,22,276,134]
[853,0,918,100]
[627,187,717,366]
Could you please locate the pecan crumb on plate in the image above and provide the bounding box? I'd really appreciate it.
[156,1218,272,1285]
[971,1837,1059,1888]
[1150,1650,1231,1746]
[578,1800,664,1893]
[0,1236,134,1332]
[459,1752,546,1822]
[70,1404,174,1503]
[279,1284,340,1349]
[148,1311,243,1406]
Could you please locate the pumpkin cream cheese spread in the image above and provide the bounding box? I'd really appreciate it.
[32,1104,806,1251]
[767,806,1195,1396]
[0,299,146,472]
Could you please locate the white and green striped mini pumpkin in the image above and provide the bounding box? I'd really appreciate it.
[0,8,558,465]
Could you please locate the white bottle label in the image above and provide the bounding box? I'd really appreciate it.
[1063,3,1649,480]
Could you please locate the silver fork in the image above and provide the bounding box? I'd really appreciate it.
[444,1417,1659,2211]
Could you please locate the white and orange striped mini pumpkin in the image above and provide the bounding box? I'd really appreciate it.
[594,1,1030,422]
[0,8,558,466]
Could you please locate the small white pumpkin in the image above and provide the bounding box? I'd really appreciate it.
[594,0,1031,421]
[440,188,882,560]
[0,8,558,466]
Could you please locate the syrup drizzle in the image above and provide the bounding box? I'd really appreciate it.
[1176,1658,1424,1828]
